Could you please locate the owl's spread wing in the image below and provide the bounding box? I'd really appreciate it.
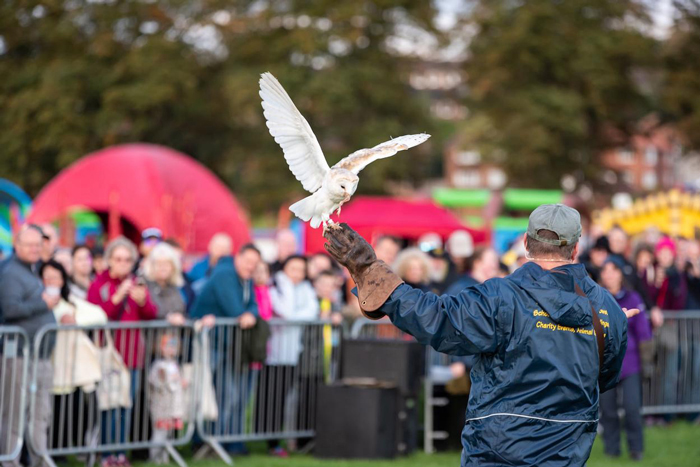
[259,72,330,193]
[333,133,430,175]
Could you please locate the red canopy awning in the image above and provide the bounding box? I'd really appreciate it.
[29,144,251,253]
[304,196,487,254]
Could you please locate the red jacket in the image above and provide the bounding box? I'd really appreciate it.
[88,271,158,368]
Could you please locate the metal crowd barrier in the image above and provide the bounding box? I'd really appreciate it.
[351,311,700,451]
[641,310,700,415]
[349,317,412,341]
[0,308,694,466]
[196,318,341,465]
[0,327,30,463]
[349,318,448,453]
[29,321,198,467]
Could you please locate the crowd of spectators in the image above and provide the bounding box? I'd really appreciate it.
[0,221,698,465]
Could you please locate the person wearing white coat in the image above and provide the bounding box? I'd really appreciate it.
[263,256,319,455]
[268,267,320,365]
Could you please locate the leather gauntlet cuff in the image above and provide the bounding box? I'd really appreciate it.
[354,260,404,319]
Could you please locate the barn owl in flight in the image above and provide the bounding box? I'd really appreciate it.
[259,72,430,230]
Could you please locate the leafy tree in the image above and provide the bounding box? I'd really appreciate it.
[663,0,700,150]
[461,0,657,189]
[0,1,441,218]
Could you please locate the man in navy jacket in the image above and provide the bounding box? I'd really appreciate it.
[189,243,261,454]
[190,243,260,326]
[324,205,636,467]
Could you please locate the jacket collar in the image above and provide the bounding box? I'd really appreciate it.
[507,262,593,327]
[11,255,36,273]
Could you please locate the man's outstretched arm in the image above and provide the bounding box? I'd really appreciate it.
[324,224,503,356]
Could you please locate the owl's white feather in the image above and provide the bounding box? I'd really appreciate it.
[334,133,431,175]
[260,72,431,229]
[259,72,329,193]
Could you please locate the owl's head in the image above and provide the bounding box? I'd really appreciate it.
[330,168,359,197]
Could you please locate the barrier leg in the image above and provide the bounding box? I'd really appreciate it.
[164,444,187,467]
[198,439,232,466]
[39,453,58,467]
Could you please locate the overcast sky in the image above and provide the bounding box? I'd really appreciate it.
[435,0,676,38]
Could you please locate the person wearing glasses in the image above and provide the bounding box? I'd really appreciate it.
[87,236,157,467]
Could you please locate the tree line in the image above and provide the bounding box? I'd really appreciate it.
[1,0,699,217]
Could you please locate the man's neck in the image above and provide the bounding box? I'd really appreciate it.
[532,260,572,271]
[472,269,487,283]
[14,256,34,268]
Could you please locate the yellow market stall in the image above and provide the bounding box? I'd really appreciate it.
[593,189,700,239]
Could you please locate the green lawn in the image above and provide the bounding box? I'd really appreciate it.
[152,422,699,467]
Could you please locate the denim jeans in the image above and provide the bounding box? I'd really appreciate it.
[100,370,139,455]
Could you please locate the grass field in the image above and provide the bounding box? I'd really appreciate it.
[142,422,699,467]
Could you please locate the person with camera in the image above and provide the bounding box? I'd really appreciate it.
[0,225,58,467]
[87,236,157,467]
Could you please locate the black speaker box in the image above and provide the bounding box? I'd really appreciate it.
[341,339,426,396]
[431,385,469,452]
[315,383,399,459]
[396,395,419,455]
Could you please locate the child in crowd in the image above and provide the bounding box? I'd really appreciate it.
[253,261,273,321]
[313,270,344,383]
[148,334,188,464]
[314,270,343,318]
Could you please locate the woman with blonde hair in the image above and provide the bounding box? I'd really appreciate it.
[143,242,186,321]
[393,247,432,291]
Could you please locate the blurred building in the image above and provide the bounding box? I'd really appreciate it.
[443,119,684,194]
[443,143,506,190]
[599,123,682,193]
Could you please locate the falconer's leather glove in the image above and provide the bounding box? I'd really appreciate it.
[323,223,403,319]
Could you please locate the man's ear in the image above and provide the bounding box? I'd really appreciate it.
[523,236,528,252]
[572,243,580,262]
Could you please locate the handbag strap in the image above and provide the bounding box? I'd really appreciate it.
[572,283,605,378]
[551,270,605,379]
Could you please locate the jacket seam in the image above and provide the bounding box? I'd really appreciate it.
[466,412,598,424]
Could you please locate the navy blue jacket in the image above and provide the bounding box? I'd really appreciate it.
[379,262,627,466]
[189,256,258,319]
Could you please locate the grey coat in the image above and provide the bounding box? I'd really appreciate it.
[0,256,56,354]
[147,281,186,319]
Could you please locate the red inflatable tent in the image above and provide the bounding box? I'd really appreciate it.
[303,196,487,254]
[29,144,250,253]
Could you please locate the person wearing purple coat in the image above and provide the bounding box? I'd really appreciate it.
[598,257,653,461]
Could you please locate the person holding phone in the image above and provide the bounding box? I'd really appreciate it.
[0,225,58,467]
[87,236,157,467]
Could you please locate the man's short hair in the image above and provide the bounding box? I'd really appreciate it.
[526,229,577,260]
[16,224,45,243]
[314,269,338,283]
[375,235,401,247]
[282,254,306,269]
[238,243,261,257]
[72,244,92,257]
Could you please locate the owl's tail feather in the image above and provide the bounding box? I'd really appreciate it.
[290,195,323,228]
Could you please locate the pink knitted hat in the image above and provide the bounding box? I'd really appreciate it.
[655,237,677,257]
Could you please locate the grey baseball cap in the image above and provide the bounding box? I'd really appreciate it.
[527,204,582,246]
